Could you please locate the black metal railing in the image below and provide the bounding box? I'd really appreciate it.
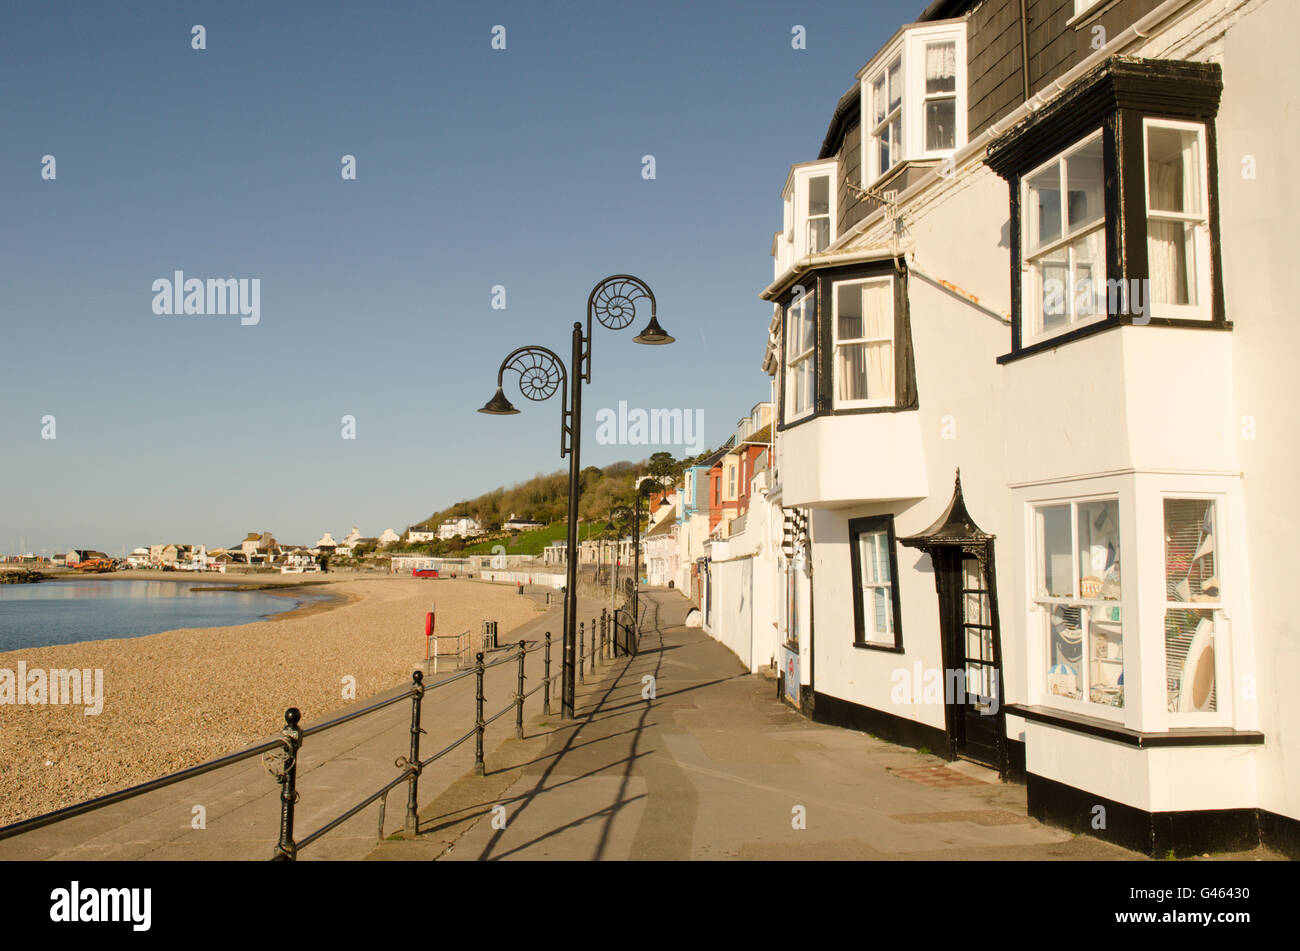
[0,608,621,860]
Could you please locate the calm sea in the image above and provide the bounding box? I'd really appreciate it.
[0,578,325,652]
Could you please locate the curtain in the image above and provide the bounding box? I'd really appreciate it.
[925,43,956,90]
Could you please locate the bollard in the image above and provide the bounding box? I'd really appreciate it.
[578,622,585,686]
[543,632,552,716]
[601,609,608,659]
[404,670,425,836]
[474,652,486,776]
[515,640,526,740]
[591,617,597,668]
[273,707,302,861]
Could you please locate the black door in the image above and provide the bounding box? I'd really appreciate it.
[936,549,1003,770]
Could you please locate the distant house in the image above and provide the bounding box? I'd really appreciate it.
[127,548,151,568]
[343,526,362,547]
[315,532,338,552]
[239,531,281,565]
[503,514,544,533]
[437,516,484,541]
[406,529,437,543]
[377,528,401,547]
[66,549,109,566]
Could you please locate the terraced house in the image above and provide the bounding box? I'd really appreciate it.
[756,0,1297,856]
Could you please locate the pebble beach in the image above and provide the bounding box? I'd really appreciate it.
[0,576,542,827]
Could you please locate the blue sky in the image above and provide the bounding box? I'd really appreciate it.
[1,0,920,555]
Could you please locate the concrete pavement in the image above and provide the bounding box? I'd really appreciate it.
[368,589,1144,861]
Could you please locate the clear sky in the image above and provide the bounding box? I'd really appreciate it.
[2,0,920,555]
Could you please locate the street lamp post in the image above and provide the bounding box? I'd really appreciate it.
[479,276,673,719]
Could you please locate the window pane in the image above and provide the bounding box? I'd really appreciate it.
[808,176,829,216]
[874,588,892,636]
[808,218,830,254]
[1076,499,1121,599]
[1069,228,1106,318]
[925,98,956,151]
[836,342,893,401]
[1089,608,1124,707]
[1046,604,1083,700]
[876,533,891,583]
[887,59,902,113]
[1026,163,1062,251]
[1066,136,1105,230]
[1039,505,1073,598]
[800,298,815,352]
[1165,608,1216,712]
[1148,220,1199,307]
[925,41,956,94]
[872,75,886,126]
[837,284,862,339]
[1147,125,1203,215]
[1036,252,1070,335]
[1164,499,1218,603]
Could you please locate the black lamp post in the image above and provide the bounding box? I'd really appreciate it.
[479,276,671,719]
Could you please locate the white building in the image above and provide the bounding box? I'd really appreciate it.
[377,528,401,547]
[754,0,1298,858]
[407,529,437,543]
[437,516,484,540]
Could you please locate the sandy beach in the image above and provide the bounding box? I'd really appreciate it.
[0,577,543,827]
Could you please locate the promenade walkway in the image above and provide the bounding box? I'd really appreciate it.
[0,591,610,861]
[368,589,1141,860]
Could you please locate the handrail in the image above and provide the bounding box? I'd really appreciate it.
[2,617,610,860]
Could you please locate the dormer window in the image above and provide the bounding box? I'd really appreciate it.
[860,21,967,185]
[779,160,838,265]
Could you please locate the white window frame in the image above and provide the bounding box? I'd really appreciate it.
[1072,0,1105,17]
[1027,492,1128,722]
[783,161,837,259]
[1143,117,1212,321]
[1160,493,1231,726]
[860,22,967,187]
[831,275,895,409]
[784,289,816,422]
[1020,129,1108,347]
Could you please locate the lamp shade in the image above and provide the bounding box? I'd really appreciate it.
[632,314,674,345]
[478,387,520,415]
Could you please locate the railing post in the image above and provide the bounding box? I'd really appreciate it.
[474,652,486,776]
[591,617,597,669]
[273,707,302,861]
[578,622,585,685]
[404,670,425,836]
[543,632,552,716]
[515,640,526,739]
[600,609,607,659]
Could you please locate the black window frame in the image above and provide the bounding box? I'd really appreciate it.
[848,514,904,652]
[775,258,919,432]
[986,57,1227,364]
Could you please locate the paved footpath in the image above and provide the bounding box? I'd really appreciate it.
[0,590,611,861]
[367,590,1144,861]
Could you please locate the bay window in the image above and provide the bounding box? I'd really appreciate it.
[988,57,1225,359]
[833,276,894,407]
[779,161,837,264]
[1033,498,1124,709]
[784,290,816,421]
[860,23,966,185]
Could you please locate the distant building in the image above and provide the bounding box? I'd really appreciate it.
[503,514,544,533]
[239,531,281,565]
[406,529,437,543]
[377,528,401,547]
[438,516,484,541]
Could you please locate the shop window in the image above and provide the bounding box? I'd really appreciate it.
[1033,499,1124,708]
